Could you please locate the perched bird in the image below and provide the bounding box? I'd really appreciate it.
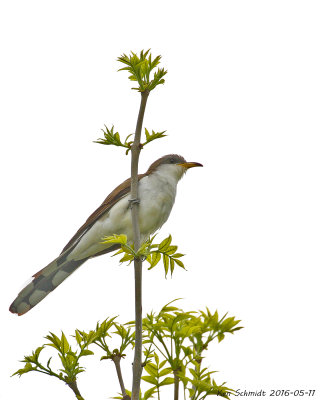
[10,154,202,315]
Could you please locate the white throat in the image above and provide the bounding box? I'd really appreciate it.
[152,163,186,184]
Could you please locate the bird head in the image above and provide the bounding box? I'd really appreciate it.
[146,154,203,181]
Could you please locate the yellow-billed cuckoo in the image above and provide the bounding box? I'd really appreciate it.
[10,154,202,315]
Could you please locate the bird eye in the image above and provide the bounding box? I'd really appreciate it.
[170,157,175,164]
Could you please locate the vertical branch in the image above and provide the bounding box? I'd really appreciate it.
[131,90,150,400]
[130,90,149,249]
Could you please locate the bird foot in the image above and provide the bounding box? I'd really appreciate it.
[128,198,140,209]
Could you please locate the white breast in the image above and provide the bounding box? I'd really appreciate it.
[138,168,178,237]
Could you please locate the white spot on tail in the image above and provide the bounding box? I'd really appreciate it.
[52,270,69,287]
[29,290,47,306]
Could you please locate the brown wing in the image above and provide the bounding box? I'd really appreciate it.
[60,173,146,254]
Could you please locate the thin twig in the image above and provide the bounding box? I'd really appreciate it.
[131,90,150,400]
[67,381,85,400]
[174,370,179,400]
[113,355,127,398]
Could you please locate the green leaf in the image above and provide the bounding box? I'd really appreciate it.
[165,245,178,255]
[60,332,70,354]
[173,258,185,269]
[45,332,61,351]
[170,257,175,275]
[102,234,128,245]
[141,375,158,385]
[189,368,199,379]
[12,362,36,377]
[46,357,52,370]
[144,363,158,377]
[119,253,134,264]
[145,128,150,140]
[85,330,98,345]
[142,129,167,146]
[221,317,242,333]
[172,253,184,258]
[34,346,44,360]
[163,254,169,276]
[217,333,225,342]
[81,349,94,356]
[143,387,156,400]
[145,254,152,265]
[114,324,128,339]
[75,330,82,345]
[158,235,172,252]
[182,346,193,357]
[148,252,161,269]
[158,367,172,377]
[159,377,175,386]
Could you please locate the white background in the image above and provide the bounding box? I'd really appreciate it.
[1,1,319,399]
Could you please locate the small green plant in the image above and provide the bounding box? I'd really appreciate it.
[118,49,167,92]
[103,234,185,277]
[95,127,166,154]
[12,330,94,400]
[13,301,242,400]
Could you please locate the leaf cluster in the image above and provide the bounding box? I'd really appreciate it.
[118,49,167,92]
[73,317,136,364]
[142,128,167,147]
[94,126,133,154]
[12,302,242,400]
[138,300,242,399]
[102,234,185,277]
[45,331,94,383]
[181,364,233,400]
[95,127,166,154]
[12,332,93,399]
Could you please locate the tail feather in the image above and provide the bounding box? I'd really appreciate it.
[9,256,87,316]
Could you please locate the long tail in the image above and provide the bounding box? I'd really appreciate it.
[9,254,88,316]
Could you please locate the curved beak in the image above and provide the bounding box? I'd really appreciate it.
[178,161,203,169]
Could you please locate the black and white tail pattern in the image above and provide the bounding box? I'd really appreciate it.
[9,254,88,315]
